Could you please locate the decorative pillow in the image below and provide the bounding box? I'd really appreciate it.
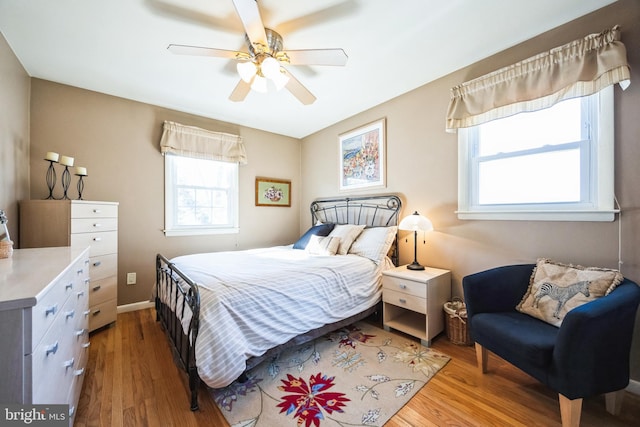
[327,224,366,255]
[516,258,624,327]
[292,223,335,249]
[348,226,398,264]
[306,235,340,256]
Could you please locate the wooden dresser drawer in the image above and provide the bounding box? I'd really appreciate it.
[382,275,425,298]
[383,289,427,314]
[89,298,117,331]
[90,276,117,306]
[71,217,118,233]
[71,202,118,219]
[71,230,117,256]
[89,253,117,280]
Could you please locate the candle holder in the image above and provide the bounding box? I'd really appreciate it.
[76,174,86,200]
[45,160,58,199]
[61,166,72,200]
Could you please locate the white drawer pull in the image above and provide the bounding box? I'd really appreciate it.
[93,223,102,228]
[45,304,58,317]
[84,278,90,284]
[76,290,85,298]
[83,310,91,317]
[92,209,101,214]
[93,261,102,267]
[64,357,75,369]
[74,368,85,376]
[75,328,87,337]
[93,285,101,292]
[77,268,84,275]
[93,237,102,242]
[92,309,101,316]
[82,342,91,349]
[84,259,90,265]
[65,310,75,319]
[69,406,75,418]
[398,298,407,304]
[46,341,59,356]
[65,282,74,290]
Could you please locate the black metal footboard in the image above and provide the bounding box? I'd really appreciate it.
[155,254,201,410]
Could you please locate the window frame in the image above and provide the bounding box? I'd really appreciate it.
[457,86,617,222]
[164,154,239,236]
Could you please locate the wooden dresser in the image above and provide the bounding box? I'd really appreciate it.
[0,247,90,423]
[19,200,119,331]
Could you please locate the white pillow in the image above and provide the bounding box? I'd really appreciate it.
[328,224,366,255]
[349,226,398,264]
[306,235,340,256]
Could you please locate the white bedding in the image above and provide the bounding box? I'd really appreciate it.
[165,245,388,388]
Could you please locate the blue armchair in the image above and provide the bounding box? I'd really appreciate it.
[463,264,640,427]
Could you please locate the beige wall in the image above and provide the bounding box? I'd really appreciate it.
[28,80,301,305]
[0,32,30,242]
[301,0,640,379]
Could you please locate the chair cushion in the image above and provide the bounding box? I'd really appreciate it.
[516,258,623,327]
[472,312,559,369]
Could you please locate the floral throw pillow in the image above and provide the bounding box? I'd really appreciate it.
[516,258,623,327]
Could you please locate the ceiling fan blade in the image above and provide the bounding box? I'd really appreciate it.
[232,0,268,49]
[229,79,252,102]
[283,68,316,105]
[168,44,250,60]
[281,48,348,66]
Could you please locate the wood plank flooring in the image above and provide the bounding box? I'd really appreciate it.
[75,309,640,426]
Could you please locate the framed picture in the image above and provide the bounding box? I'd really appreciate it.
[255,177,291,207]
[338,118,386,190]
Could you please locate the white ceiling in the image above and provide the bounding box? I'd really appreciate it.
[0,0,616,138]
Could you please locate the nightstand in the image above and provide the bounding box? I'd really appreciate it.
[382,265,451,346]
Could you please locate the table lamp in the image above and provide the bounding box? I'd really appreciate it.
[398,211,433,270]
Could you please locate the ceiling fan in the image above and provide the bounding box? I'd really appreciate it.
[167,0,348,105]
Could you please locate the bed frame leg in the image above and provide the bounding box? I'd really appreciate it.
[189,367,200,411]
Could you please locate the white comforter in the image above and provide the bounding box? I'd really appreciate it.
[166,246,387,388]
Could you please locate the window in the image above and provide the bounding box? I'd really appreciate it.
[164,154,239,236]
[457,86,616,221]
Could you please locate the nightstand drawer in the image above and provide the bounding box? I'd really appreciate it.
[89,253,117,281]
[383,276,425,298]
[383,289,427,314]
[71,231,117,256]
[71,203,118,219]
[71,217,118,233]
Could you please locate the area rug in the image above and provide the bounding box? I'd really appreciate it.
[210,321,450,427]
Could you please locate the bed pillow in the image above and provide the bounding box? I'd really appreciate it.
[293,223,335,249]
[327,224,366,255]
[306,235,341,256]
[348,226,398,264]
[516,258,624,327]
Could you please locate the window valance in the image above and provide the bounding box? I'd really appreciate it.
[445,25,630,132]
[160,120,247,164]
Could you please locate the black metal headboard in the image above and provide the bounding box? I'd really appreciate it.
[310,194,402,265]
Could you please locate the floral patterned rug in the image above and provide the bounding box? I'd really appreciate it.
[210,321,450,427]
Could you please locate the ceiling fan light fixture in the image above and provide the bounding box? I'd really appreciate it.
[251,74,268,93]
[237,61,257,83]
[272,69,290,91]
[261,56,280,79]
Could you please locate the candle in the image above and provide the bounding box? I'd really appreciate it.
[59,155,74,167]
[75,167,87,176]
[45,151,59,162]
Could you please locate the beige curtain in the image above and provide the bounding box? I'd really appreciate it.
[446,25,631,132]
[159,121,247,164]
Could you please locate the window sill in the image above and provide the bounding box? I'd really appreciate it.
[163,227,239,237]
[456,210,619,222]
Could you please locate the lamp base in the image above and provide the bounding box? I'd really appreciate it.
[406,262,425,271]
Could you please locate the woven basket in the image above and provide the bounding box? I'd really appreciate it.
[0,240,13,259]
[443,298,472,346]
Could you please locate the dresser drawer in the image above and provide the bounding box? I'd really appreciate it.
[383,289,427,314]
[89,253,117,280]
[71,217,118,233]
[89,298,117,331]
[71,202,118,219]
[90,276,117,306]
[71,231,117,256]
[382,276,425,298]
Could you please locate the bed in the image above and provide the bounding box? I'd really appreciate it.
[155,194,402,410]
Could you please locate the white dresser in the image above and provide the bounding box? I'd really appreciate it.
[0,247,90,424]
[19,200,119,331]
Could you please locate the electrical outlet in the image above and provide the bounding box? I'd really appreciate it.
[126,272,136,285]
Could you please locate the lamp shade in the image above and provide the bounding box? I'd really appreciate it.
[261,56,280,79]
[398,211,433,232]
[237,61,257,83]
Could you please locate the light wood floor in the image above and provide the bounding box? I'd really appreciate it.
[75,309,640,426]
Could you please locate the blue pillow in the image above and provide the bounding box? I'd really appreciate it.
[293,223,335,249]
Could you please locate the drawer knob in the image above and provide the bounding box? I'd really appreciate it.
[93,223,102,228]
[45,341,59,356]
[74,368,85,376]
[93,261,102,267]
[65,282,74,290]
[92,209,101,214]
[82,342,91,349]
[83,310,91,317]
[398,298,407,304]
[64,357,75,370]
[65,310,75,319]
[76,290,85,298]
[399,284,407,289]
[45,304,58,317]
[75,328,87,338]
[77,269,84,275]
[92,285,101,292]
[93,237,102,242]
[84,278,90,285]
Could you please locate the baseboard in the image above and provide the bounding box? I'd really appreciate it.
[117,300,154,314]
[627,379,640,396]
